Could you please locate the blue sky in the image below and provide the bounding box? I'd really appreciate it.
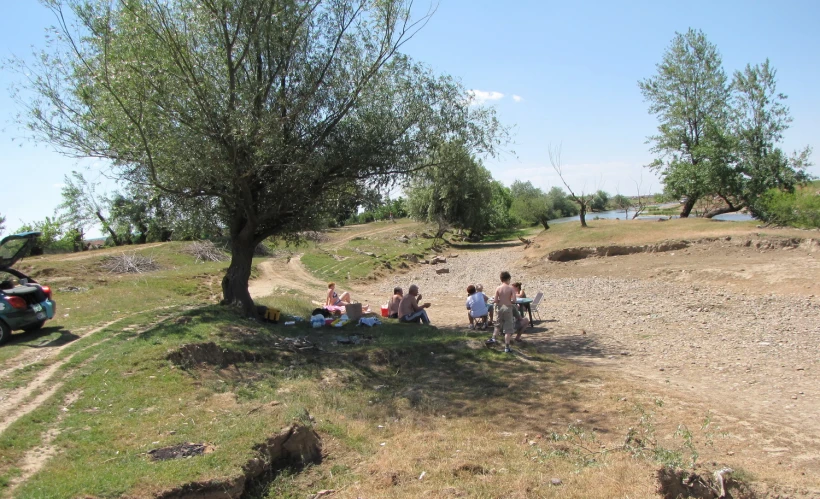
[2,0,819,235]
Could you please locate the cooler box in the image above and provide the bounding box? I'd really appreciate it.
[380,304,389,317]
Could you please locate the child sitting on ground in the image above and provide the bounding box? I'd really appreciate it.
[465,284,489,329]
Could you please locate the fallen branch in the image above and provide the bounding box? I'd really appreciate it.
[101,253,160,274]
[183,241,229,263]
[518,236,533,249]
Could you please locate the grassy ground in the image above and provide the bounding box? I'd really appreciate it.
[2,220,810,497]
[1,300,727,498]
[299,220,439,285]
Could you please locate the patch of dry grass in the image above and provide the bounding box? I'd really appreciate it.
[525,217,815,258]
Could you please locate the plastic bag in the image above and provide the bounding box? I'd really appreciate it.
[310,314,326,328]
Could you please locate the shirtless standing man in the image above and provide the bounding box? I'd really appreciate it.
[486,271,521,353]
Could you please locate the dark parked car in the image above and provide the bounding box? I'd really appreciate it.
[0,232,56,344]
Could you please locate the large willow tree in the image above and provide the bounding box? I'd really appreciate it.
[15,0,506,314]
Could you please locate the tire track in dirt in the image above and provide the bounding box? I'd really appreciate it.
[0,344,109,434]
[5,391,82,493]
[0,307,177,435]
[0,305,177,380]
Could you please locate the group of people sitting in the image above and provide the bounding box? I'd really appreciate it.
[329,271,530,354]
[466,272,529,353]
[387,284,432,324]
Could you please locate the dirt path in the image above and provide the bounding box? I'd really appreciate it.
[0,307,179,438]
[343,239,820,472]
[5,391,81,494]
[223,236,820,479]
[249,255,327,299]
[36,242,168,262]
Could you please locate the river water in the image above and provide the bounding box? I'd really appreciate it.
[550,209,754,224]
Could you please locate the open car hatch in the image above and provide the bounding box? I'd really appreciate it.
[0,232,41,270]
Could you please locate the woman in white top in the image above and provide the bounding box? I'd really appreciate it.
[465,284,489,329]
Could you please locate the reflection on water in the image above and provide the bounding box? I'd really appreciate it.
[550,209,754,224]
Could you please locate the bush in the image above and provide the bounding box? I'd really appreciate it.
[757,187,820,228]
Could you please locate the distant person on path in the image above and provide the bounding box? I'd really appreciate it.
[398,284,431,324]
[388,287,403,319]
[486,271,521,353]
[465,284,489,329]
[326,282,351,306]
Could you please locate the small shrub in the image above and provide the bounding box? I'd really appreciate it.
[757,187,820,228]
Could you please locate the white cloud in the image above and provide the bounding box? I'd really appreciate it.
[512,94,524,103]
[468,89,504,105]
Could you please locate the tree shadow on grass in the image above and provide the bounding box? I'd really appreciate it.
[145,306,613,437]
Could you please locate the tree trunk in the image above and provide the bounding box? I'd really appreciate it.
[704,204,742,219]
[579,205,588,228]
[679,197,697,218]
[135,222,148,244]
[221,226,258,317]
[97,211,122,245]
[539,218,550,230]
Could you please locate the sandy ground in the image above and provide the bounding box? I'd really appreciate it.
[250,235,820,478]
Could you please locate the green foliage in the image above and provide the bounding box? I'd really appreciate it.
[612,194,633,214]
[345,197,408,225]
[757,187,820,228]
[16,0,507,312]
[0,213,5,236]
[640,28,730,216]
[485,181,517,231]
[546,187,580,218]
[590,190,610,212]
[14,217,79,254]
[642,30,812,218]
[509,181,578,229]
[731,60,812,216]
[406,142,508,238]
[510,180,550,228]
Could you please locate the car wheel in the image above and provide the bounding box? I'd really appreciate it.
[22,320,46,333]
[0,321,11,345]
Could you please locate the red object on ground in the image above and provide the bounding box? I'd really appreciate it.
[325,318,333,326]
[380,305,389,317]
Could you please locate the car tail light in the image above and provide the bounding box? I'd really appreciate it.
[6,296,27,310]
[41,286,52,300]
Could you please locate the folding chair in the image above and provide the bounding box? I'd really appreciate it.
[530,291,544,321]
